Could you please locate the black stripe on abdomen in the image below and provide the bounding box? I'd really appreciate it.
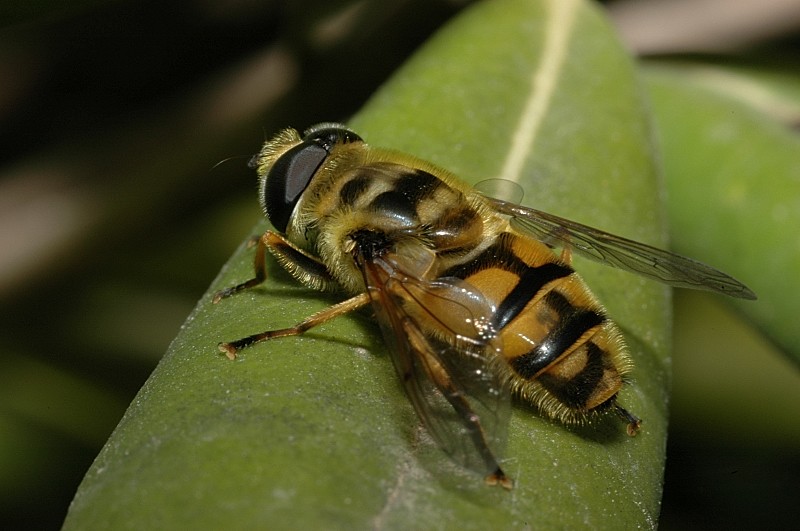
[538,341,608,409]
[510,291,606,379]
[441,235,527,280]
[493,262,572,330]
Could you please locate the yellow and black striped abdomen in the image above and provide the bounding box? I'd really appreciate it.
[441,231,630,424]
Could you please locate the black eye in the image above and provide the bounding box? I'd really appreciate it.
[261,142,327,233]
[260,125,362,233]
[302,124,363,150]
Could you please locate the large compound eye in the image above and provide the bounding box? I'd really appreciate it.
[262,141,327,233]
[261,124,363,233]
[302,124,363,150]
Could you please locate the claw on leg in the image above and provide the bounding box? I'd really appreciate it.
[614,403,641,436]
[485,468,513,490]
[218,342,239,360]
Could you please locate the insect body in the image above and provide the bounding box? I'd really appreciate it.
[214,123,755,489]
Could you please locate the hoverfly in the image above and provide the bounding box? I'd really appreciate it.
[214,123,755,489]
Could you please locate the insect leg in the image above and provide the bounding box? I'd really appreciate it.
[262,231,338,292]
[560,244,572,265]
[213,232,270,303]
[213,231,337,304]
[551,226,572,265]
[218,293,370,359]
[402,318,513,490]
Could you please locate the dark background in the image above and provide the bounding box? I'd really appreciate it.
[0,0,797,528]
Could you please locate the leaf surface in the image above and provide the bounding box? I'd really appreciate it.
[644,62,800,363]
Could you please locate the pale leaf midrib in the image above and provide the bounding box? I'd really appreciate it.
[497,0,579,184]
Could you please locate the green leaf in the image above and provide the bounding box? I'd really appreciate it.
[671,291,800,449]
[644,62,800,363]
[64,0,668,528]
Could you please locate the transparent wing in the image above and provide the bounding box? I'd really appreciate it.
[484,196,756,300]
[361,253,511,478]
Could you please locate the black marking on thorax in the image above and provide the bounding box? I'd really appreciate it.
[339,174,371,206]
[338,165,442,208]
[393,168,440,203]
